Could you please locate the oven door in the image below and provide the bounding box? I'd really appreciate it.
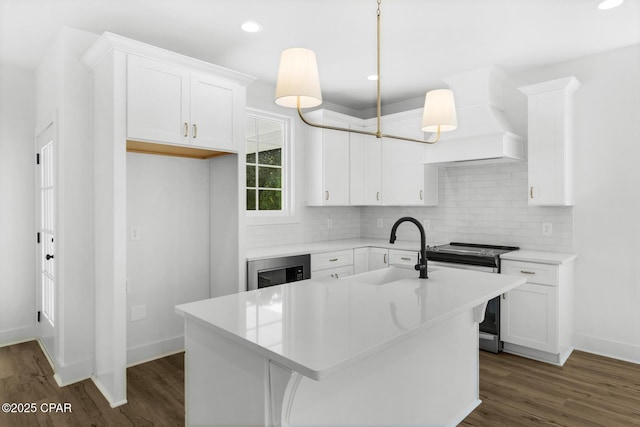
[428,260,501,353]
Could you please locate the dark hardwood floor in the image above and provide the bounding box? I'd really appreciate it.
[1,340,639,426]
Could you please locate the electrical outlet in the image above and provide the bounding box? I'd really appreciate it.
[377,218,383,228]
[327,219,333,229]
[542,222,553,236]
[423,220,431,230]
[130,226,141,241]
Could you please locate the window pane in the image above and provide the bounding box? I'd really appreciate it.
[246,165,256,188]
[247,189,256,210]
[258,166,281,188]
[247,152,256,163]
[258,147,281,166]
[258,190,281,210]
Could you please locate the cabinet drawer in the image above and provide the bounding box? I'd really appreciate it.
[501,260,558,286]
[311,265,354,280]
[389,249,418,269]
[311,250,354,272]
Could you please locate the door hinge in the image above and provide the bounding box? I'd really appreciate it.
[36,153,40,165]
[37,232,41,244]
[37,311,41,322]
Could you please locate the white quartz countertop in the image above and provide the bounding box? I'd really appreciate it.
[246,238,439,261]
[501,250,577,265]
[176,266,526,380]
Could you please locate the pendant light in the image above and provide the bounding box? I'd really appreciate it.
[274,0,457,144]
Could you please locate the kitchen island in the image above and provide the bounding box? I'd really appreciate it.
[175,266,526,426]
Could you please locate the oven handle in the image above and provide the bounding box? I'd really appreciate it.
[428,260,497,273]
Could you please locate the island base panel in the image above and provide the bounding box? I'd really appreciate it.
[184,307,481,426]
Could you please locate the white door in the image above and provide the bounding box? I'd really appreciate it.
[37,123,56,358]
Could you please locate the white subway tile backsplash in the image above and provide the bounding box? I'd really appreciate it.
[247,162,573,253]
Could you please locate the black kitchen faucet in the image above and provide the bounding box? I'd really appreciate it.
[389,217,428,279]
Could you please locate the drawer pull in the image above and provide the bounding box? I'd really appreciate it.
[376,191,380,201]
[325,191,329,201]
[400,257,411,261]
[419,189,423,200]
[530,186,534,199]
[329,258,338,262]
[520,270,536,275]
[383,253,387,264]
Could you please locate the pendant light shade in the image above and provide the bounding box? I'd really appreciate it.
[422,89,458,133]
[275,48,323,108]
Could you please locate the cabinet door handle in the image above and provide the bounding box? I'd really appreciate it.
[530,186,534,199]
[335,273,339,278]
[184,122,189,137]
[192,124,197,139]
[325,191,329,201]
[329,258,338,262]
[376,191,380,201]
[520,270,536,275]
[419,189,423,200]
[383,253,387,264]
[401,257,411,261]
[502,293,506,300]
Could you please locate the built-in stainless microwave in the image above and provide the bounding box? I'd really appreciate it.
[247,254,311,291]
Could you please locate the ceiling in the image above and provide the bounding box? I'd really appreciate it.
[1,0,638,111]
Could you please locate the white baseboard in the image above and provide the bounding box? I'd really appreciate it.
[0,325,35,347]
[126,335,184,367]
[91,375,128,408]
[573,333,640,364]
[52,358,93,387]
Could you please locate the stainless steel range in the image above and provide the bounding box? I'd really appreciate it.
[426,242,519,353]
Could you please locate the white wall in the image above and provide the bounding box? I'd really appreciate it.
[510,45,640,362]
[0,63,36,344]
[126,153,210,365]
[245,80,361,249]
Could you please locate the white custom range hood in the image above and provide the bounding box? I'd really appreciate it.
[423,66,524,165]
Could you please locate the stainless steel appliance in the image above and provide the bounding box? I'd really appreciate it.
[247,254,311,291]
[426,242,519,353]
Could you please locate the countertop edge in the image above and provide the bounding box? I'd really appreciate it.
[501,250,577,265]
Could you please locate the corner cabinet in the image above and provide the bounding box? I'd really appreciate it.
[519,77,580,206]
[500,253,576,366]
[127,54,242,152]
[305,110,351,206]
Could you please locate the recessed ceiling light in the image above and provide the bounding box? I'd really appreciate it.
[367,74,378,81]
[598,0,624,10]
[241,21,263,33]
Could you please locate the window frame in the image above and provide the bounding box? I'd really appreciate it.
[245,108,298,225]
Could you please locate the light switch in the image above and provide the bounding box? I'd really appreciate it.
[130,226,141,241]
[542,222,553,236]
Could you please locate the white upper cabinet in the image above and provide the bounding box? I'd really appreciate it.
[127,55,241,152]
[378,110,438,206]
[519,77,581,206]
[305,110,351,206]
[128,55,189,145]
[350,124,381,205]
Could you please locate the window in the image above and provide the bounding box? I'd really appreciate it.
[246,109,295,223]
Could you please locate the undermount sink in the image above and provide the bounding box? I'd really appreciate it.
[345,266,438,286]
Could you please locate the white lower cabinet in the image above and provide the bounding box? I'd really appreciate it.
[353,247,389,274]
[311,250,354,279]
[500,258,575,365]
[501,282,558,353]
